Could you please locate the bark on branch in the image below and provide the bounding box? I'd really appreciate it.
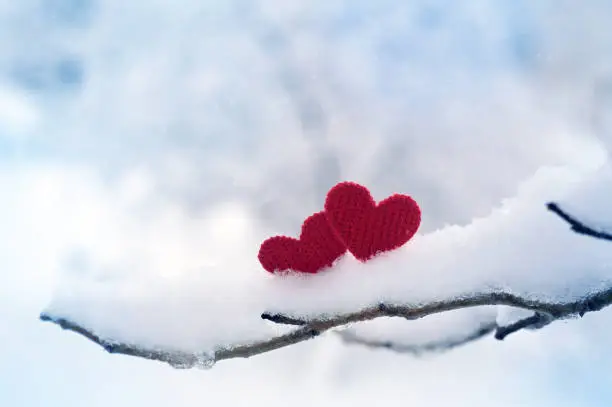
[39,202,612,368]
[40,285,612,367]
[494,312,552,340]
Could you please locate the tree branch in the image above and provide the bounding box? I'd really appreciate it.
[336,311,554,354]
[547,202,612,241]
[261,312,306,325]
[40,313,322,369]
[40,201,612,368]
[337,320,497,356]
[40,286,612,368]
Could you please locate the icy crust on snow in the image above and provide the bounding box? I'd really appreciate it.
[45,162,612,354]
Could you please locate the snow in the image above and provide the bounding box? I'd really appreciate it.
[43,150,612,357]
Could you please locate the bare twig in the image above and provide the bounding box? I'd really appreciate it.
[547,202,612,241]
[261,313,306,325]
[336,311,554,354]
[337,320,497,356]
[494,312,553,340]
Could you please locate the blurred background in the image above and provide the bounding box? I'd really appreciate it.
[1,1,612,406]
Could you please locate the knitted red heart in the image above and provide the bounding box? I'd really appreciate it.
[258,211,347,274]
[324,182,421,262]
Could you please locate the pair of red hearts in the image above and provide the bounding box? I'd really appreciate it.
[258,182,421,274]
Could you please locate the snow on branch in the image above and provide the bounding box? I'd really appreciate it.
[40,248,612,369]
[40,161,612,370]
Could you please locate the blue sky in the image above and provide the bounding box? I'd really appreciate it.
[2,1,612,406]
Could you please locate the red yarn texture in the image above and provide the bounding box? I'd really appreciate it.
[324,182,421,262]
[258,211,347,274]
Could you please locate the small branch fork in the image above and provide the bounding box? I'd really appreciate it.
[40,202,612,368]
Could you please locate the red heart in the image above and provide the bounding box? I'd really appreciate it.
[324,182,421,262]
[258,211,347,274]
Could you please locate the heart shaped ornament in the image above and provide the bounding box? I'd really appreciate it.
[324,182,421,262]
[258,211,347,274]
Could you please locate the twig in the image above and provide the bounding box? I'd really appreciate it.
[263,309,551,351]
[547,202,612,241]
[336,312,552,354]
[494,312,552,340]
[261,313,306,325]
[337,320,497,356]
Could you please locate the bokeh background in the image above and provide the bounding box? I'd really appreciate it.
[2,1,612,406]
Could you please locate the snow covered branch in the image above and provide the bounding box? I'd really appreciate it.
[40,282,612,367]
[39,201,612,369]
